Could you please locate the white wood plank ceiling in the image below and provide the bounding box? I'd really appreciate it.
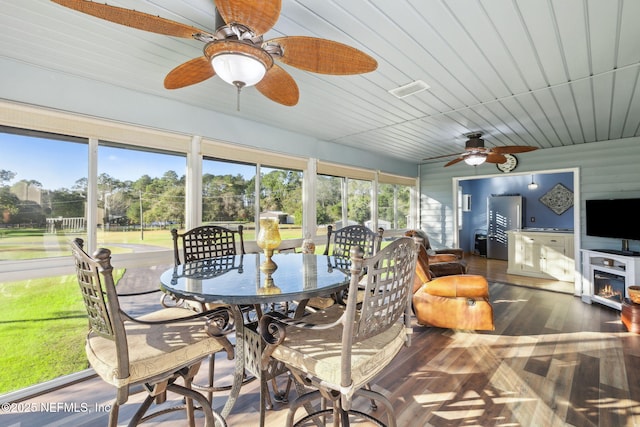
[1,0,639,165]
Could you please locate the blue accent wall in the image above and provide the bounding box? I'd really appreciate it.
[459,172,574,253]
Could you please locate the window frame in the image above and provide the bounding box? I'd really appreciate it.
[0,105,417,281]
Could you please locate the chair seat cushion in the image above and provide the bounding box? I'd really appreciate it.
[305,296,336,310]
[424,274,489,298]
[86,307,225,388]
[270,306,407,390]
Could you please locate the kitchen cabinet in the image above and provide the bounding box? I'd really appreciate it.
[507,231,574,281]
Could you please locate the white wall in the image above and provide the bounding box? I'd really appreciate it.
[0,57,416,178]
[419,136,640,255]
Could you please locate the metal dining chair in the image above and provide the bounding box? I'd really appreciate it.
[172,225,245,264]
[309,224,384,310]
[70,238,233,427]
[323,224,384,259]
[260,237,419,426]
[170,225,250,403]
[162,225,245,311]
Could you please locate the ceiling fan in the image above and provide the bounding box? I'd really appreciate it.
[51,0,377,107]
[423,133,538,167]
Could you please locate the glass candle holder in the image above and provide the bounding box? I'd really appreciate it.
[257,273,281,295]
[256,217,281,272]
[301,232,316,254]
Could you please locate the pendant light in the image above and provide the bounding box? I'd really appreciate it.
[528,174,538,190]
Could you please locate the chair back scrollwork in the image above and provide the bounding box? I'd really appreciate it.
[172,225,245,266]
[323,224,383,261]
[259,237,419,426]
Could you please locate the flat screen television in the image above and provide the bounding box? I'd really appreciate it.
[586,198,640,242]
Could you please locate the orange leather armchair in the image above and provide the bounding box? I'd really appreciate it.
[405,230,467,277]
[411,242,494,331]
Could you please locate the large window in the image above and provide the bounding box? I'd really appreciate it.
[97,143,186,252]
[378,183,411,230]
[317,174,412,233]
[316,175,375,230]
[0,128,88,260]
[316,174,343,228]
[347,178,372,226]
[201,158,256,237]
[200,159,304,240]
[260,166,303,238]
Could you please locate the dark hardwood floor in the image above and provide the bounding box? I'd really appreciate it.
[464,254,576,295]
[3,255,638,426]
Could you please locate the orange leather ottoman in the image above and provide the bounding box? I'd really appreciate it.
[413,275,495,330]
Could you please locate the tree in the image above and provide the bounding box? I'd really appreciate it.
[347,179,371,225]
[378,184,395,225]
[127,175,153,225]
[316,175,342,225]
[203,173,249,222]
[13,200,45,225]
[48,190,85,218]
[72,177,87,197]
[260,170,302,216]
[0,187,19,222]
[146,185,185,226]
[0,169,16,186]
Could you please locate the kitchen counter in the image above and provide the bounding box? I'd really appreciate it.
[520,228,574,233]
[507,230,575,281]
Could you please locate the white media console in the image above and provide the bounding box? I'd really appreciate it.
[581,249,640,310]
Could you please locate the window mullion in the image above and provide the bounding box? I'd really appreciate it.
[87,137,99,253]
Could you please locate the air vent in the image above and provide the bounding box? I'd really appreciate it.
[388,80,430,98]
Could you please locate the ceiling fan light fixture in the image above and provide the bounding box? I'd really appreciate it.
[212,53,266,87]
[205,41,274,88]
[464,153,487,166]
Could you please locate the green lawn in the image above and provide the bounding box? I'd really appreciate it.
[0,275,88,393]
[0,228,170,260]
[0,225,310,260]
[0,270,126,394]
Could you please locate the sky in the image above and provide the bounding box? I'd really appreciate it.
[1,132,253,190]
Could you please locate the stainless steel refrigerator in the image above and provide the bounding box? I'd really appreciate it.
[486,195,522,260]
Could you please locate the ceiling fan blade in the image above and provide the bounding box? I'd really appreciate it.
[164,56,215,89]
[423,152,460,161]
[255,64,299,106]
[486,153,508,164]
[51,0,210,39]
[492,146,538,154]
[215,0,281,35]
[444,157,465,167]
[267,36,377,75]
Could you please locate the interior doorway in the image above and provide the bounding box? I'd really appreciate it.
[452,167,581,295]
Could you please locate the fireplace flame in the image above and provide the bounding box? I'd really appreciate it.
[598,283,622,300]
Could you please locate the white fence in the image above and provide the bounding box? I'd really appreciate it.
[46,217,86,234]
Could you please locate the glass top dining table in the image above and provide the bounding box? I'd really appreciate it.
[159,252,352,420]
[159,252,351,306]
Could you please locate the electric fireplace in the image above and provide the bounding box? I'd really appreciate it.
[592,270,625,307]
